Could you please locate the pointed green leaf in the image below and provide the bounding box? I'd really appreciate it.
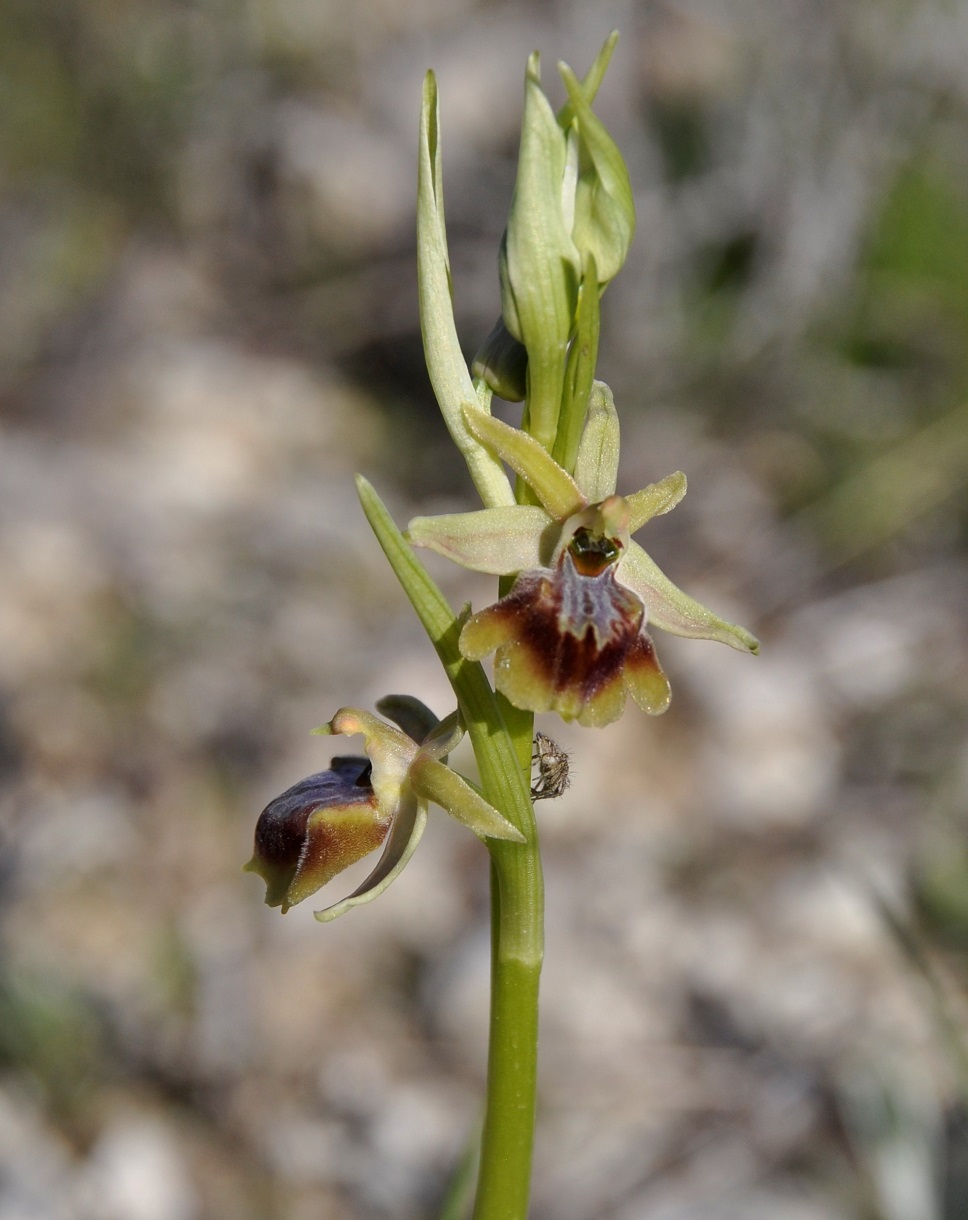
[355,476,535,840]
[556,31,619,129]
[554,252,602,476]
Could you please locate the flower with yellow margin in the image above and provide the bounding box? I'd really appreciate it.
[407,389,758,727]
[245,697,523,921]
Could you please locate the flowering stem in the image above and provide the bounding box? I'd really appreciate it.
[473,697,543,1220]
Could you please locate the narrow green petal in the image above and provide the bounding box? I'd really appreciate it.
[461,406,585,520]
[407,505,554,574]
[573,381,620,502]
[418,73,514,508]
[314,797,427,923]
[621,542,760,653]
[626,472,687,532]
[410,755,525,843]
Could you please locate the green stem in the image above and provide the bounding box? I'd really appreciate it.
[459,713,543,1220]
[473,784,543,1218]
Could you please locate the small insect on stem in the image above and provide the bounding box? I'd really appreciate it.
[531,732,571,801]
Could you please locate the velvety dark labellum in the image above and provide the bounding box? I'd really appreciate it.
[253,757,372,872]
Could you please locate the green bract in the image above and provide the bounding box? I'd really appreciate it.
[418,73,515,508]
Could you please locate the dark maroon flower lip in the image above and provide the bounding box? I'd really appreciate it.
[252,758,373,871]
[511,555,646,689]
[460,550,672,726]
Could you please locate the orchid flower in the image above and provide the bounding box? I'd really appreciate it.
[407,387,758,727]
[245,697,523,921]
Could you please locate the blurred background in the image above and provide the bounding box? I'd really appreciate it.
[2,0,968,1217]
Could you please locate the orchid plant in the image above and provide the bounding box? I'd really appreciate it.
[246,33,757,1219]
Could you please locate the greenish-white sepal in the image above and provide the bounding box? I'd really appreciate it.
[314,796,428,923]
[461,406,585,521]
[418,73,514,508]
[572,375,621,506]
[559,62,635,286]
[410,755,526,843]
[375,694,441,745]
[621,541,760,653]
[626,471,687,531]
[501,53,581,450]
[407,505,553,574]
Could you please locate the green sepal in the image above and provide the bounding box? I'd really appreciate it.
[573,381,620,502]
[418,73,514,508]
[621,540,760,654]
[410,755,525,843]
[315,799,427,923]
[407,504,554,574]
[461,406,585,521]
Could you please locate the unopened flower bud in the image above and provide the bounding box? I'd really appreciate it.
[472,317,529,402]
